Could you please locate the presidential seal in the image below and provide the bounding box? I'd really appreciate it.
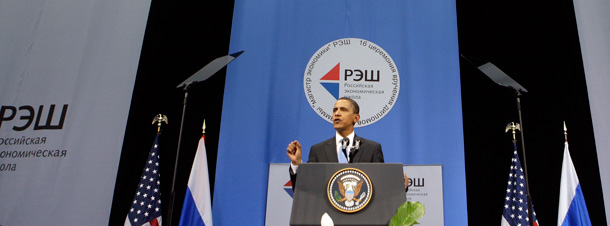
[327,168,373,213]
[303,38,400,127]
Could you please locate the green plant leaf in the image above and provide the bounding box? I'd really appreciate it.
[389,201,425,226]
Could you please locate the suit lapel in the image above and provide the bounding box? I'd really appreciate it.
[325,137,339,162]
[352,135,363,162]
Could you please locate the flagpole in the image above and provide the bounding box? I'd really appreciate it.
[564,121,568,142]
[514,90,534,226]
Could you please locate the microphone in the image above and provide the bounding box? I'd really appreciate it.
[349,139,360,163]
[353,139,360,151]
[341,138,350,150]
[341,138,349,161]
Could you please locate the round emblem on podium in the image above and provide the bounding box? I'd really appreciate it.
[327,168,373,213]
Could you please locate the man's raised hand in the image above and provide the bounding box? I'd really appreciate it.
[286,140,302,165]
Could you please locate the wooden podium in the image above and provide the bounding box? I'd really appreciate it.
[289,163,405,226]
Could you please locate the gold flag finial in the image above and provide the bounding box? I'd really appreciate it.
[152,114,168,134]
[202,120,206,134]
[505,122,521,142]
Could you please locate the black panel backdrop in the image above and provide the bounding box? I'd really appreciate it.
[109,0,607,225]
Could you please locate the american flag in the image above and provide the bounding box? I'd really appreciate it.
[501,143,539,226]
[125,135,163,226]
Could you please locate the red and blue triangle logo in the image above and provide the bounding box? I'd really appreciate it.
[320,63,340,99]
[284,180,294,198]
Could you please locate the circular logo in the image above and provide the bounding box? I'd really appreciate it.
[303,38,400,127]
[327,168,373,213]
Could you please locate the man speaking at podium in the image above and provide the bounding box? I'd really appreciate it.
[286,97,385,189]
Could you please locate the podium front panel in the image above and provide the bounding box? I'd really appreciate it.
[289,163,405,226]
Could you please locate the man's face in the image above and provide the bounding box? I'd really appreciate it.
[332,99,360,133]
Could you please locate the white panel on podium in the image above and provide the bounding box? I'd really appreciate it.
[404,165,445,225]
[266,163,294,226]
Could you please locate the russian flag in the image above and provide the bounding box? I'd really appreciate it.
[179,134,213,226]
[557,142,592,226]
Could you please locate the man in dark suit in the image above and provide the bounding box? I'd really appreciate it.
[286,97,385,188]
[307,136,384,163]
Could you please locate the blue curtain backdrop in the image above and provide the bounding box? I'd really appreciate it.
[213,0,467,225]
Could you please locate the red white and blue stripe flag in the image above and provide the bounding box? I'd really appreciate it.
[179,134,213,226]
[557,142,592,226]
[125,135,162,226]
[501,143,539,226]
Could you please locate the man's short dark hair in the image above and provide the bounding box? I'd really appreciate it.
[338,97,360,114]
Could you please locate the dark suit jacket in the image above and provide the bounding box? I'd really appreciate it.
[289,135,384,189]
